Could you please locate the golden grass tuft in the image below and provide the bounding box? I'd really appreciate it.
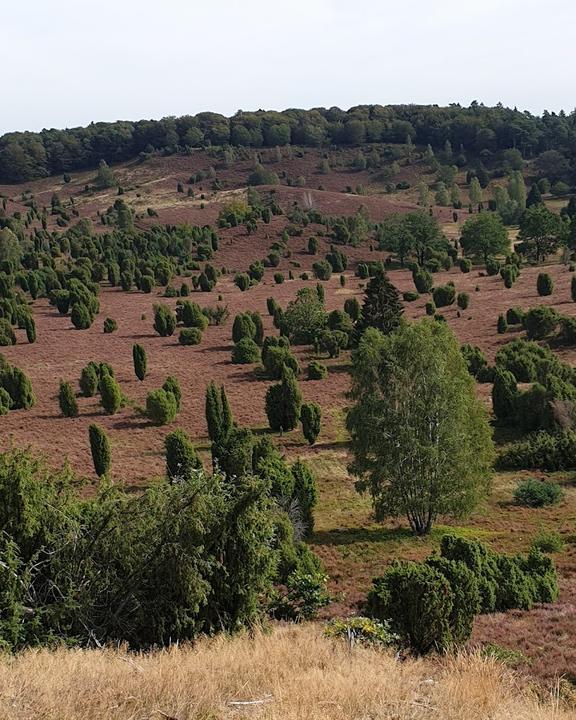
[0,624,572,720]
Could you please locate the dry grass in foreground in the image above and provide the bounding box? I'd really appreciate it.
[0,625,573,720]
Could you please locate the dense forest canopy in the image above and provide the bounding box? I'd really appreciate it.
[2,103,576,183]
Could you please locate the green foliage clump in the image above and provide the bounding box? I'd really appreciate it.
[0,319,16,346]
[513,478,563,507]
[300,402,321,445]
[460,344,487,378]
[523,305,559,340]
[103,317,117,333]
[0,446,276,650]
[307,360,328,380]
[132,344,147,381]
[99,371,122,415]
[205,382,233,444]
[531,530,565,553]
[457,292,469,310]
[459,258,472,273]
[179,327,202,345]
[498,431,576,471]
[146,388,178,425]
[165,429,201,480]
[178,301,208,330]
[497,313,508,334]
[412,267,433,294]
[232,337,261,364]
[80,362,99,396]
[88,423,111,476]
[0,355,35,409]
[265,368,302,432]
[312,260,332,281]
[506,307,525,325]
[432,284,456,307]
[70,302,92,330]
[491,368,518,421]
[58,381,78,418]
[368,561,458,653]
[232,312,256,343]
[153,304,177,337]
[263,345,299,379]
[536,272,554,296]
[162,376,181,411]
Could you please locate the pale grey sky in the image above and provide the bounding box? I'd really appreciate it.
[2,0,574,135]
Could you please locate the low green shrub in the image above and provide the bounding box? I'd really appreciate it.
[179,328,202,345]
[513,477,563,507]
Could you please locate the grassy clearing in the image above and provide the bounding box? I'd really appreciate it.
[0,624,573,720]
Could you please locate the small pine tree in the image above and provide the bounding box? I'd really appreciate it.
[58,380,78,418]
[100,372,122,415]
[165,429,201,480]
[88,424,111,476]
[80,363,99,397]
[300,402,322,445]
[132,343,147,381]
[205,381,223,443]
[353,271,403,344]
[497,314,508,334]
[24,316,36,343]
[153,304,177,336]
[265,368,302,432]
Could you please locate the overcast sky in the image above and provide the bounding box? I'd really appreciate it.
[2,0,574,135]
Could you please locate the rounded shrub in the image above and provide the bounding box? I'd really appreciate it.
[457,292,469,310]
[59,380,78,418]
[100,372,122,415]
[506,307,525,325]
[537,273,554,297]
[344,297,361,321]
[412,267,433,294]
[403,291,419,302]
[425,300,436,316]
[232,313,256,344]
[459,258,472,273]
[140,275,154,293]
[80,362,99,397]
[367,562,456,654]
[162,376,181,411]
[523,306,559,340]
[308,360,328,380]
[165,429,201,480]
[485,258,500,276]
[146,388,178,425]
[234,273,250,291]
[232,338,261,364]
[71,302,92,330]
[497,314,507,334]
[0,320,16,346]
[179,327,202,345]
[103,317,117,333]
[153,304,176,337]
[514,478,563,508]
[274,272,285,284]
[432,284,456,307]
